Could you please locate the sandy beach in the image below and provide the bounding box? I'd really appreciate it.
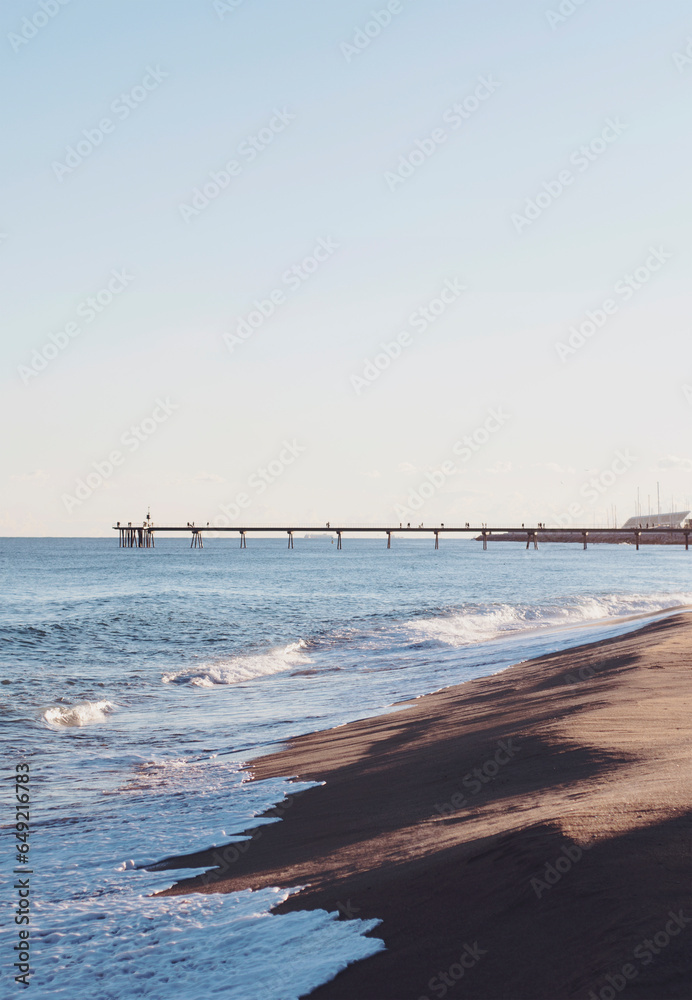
[160,613,692,1000]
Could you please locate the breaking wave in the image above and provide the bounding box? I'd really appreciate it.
[407,593,692,647]
[42,700,116,727]
[161,640,310,687]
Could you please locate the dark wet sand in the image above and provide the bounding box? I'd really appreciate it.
[160,613,692,1000]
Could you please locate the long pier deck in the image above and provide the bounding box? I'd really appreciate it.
[114,523,691,551]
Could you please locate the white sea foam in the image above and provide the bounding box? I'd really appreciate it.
[29,889,383,1000]
[161,640,310,687]
[407,593,692,647]
[41,700,115,727]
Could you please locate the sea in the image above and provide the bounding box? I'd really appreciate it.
[1,536,690,999]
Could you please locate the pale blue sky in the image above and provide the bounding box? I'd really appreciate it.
[1,0,690,534]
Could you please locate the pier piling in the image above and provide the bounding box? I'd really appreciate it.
[118,525,153,548]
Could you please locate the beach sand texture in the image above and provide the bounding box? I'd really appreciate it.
[161,613,692,1000]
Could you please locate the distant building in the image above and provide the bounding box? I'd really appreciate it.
[621,511,691,529]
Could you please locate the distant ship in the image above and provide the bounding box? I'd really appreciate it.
[304,533,333,539]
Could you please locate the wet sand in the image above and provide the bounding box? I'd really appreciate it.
[160,612,692,999]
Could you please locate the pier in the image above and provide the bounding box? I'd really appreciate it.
[114,522,691,551]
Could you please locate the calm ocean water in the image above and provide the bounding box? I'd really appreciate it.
[1,537,690,998]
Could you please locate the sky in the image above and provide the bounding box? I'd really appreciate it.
[1,0,691,536]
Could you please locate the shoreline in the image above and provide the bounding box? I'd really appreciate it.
[160,611,692,999]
